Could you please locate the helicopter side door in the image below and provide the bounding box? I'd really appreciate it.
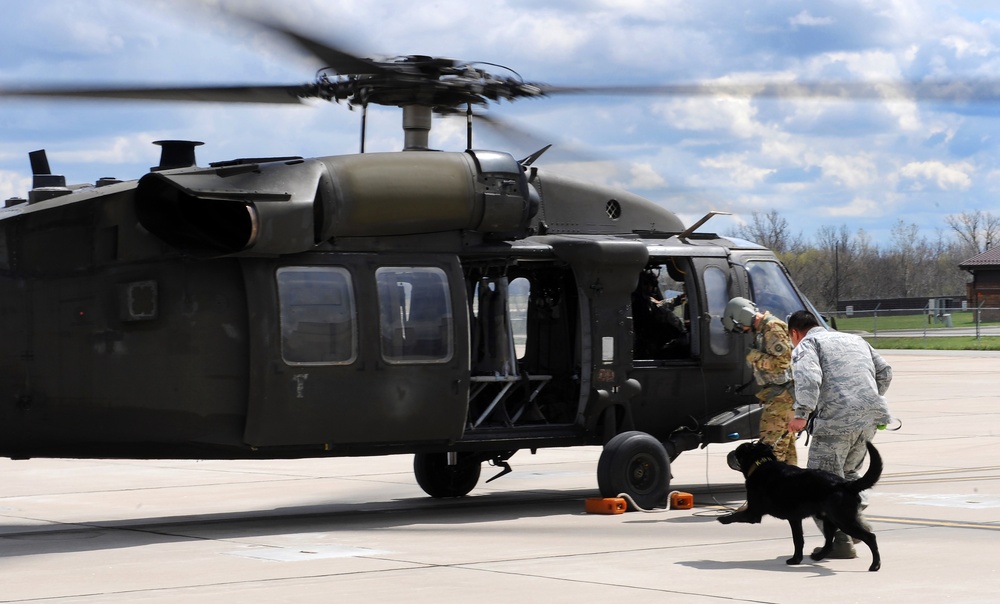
[241,254,470,449]
[627,254,754,444]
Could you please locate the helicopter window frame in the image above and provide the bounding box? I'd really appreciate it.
[747,260,807,323]
[276,266,358,366]
[631,258,694,362]
[376,266,454,365]
[703,266,731,356]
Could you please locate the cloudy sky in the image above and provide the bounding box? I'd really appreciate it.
[2,0,999,245]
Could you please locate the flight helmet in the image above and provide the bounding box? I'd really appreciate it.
[722,297,758,333]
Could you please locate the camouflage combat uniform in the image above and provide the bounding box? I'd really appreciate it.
[792,326,892,498]
[747,312,797,465]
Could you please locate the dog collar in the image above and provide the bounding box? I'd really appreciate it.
[745,457,770,478]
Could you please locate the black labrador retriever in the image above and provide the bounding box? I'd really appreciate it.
[718,440,882,572]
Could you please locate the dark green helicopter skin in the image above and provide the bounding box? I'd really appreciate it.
[0,13,824,505]
[0,142,818,505]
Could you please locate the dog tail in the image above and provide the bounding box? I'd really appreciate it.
[850,440,883,493]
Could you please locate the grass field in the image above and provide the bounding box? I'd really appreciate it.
[821,310,1000,350]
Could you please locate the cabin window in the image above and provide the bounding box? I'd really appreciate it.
[704,266,731,356]
[748,260,805,322]
[470,274,524,374]
[509,277,530,358]
[631,258,692,360]
[277,267,357,365]
[376,267,454,364]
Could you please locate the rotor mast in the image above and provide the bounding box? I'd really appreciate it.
[402,105,433,151]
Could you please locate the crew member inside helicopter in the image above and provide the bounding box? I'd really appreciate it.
[631,265,689,359]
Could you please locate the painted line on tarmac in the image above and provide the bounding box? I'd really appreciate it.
[884,465,1000,478]
[868,516,1000,531]
[880,475,1000,486]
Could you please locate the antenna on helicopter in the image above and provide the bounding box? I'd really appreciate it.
[519,145,552,168]
[678,211,732,241]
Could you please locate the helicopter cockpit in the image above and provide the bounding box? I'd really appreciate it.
[747,260,811,323]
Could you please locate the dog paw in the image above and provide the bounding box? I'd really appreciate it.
[869,561,881,572]
[718,514,733,524]
[786,556,802,566]
[809,549,828,562]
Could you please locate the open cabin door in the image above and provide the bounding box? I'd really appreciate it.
[241,254,470,449]
[625,252,755,444]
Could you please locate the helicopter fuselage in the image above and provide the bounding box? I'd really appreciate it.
[0,148,816,504]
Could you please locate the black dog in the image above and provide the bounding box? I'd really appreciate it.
[718,440,882,572]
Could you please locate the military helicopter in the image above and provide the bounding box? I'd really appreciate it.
[0,13,835,509]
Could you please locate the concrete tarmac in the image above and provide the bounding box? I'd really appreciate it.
[2,351,998,603]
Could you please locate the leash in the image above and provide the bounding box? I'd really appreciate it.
[879,417,903,431]
[732,377,756,394]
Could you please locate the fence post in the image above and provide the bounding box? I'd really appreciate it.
[873,303,881,339]
[977,301,984,343]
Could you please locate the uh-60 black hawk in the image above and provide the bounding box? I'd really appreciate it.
[0,15,830,510]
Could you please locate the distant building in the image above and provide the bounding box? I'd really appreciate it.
[959,247,1000,321]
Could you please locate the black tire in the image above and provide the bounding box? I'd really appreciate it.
[413,452,482,498]
[597,431,671,510]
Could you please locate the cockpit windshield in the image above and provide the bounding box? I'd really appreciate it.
[747,260,810,323]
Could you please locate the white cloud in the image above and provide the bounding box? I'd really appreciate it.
[983,168,1000,190]
[898,160,974,191]
[0,170,32,201]
[821,196,882,217]
[760,137,804,164]
[817,153,880,188]
[625,162,667,189]
[54,134,159,166]
[595,0,676,15]
[941,35,986,59]
[789,11,834,28]
[653,96,766,139]
[697,153,775,188]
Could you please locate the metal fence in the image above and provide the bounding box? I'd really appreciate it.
[820,302,1000,342]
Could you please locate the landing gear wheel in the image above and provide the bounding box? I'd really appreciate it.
[597,431,671,510]
[413,452,482,498]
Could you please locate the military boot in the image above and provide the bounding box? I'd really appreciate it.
[813,532,857,559]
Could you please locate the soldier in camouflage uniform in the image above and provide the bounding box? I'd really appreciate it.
[787,309,892,559]
[722,297,797,465]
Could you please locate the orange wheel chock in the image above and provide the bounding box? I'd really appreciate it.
[585,497,627,514]
[670,491,694,510]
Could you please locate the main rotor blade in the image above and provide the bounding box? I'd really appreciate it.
[232,13,387,76]
[539,80,1000,104]
[0,84,308,104]
[266,26,387,76]
[471,112,609,165]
